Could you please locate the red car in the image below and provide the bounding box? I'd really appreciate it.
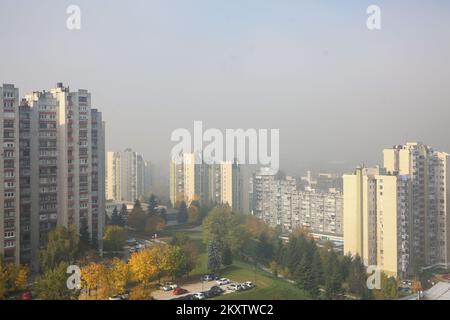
[173,287,188,295]
[21,292,32,300]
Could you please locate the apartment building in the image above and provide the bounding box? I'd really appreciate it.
[344,142,450,277]
[1,83,105,268]
[0,84,20,265]
[106,148,149,203]
[169,153,242,211]
[250,168,343,237]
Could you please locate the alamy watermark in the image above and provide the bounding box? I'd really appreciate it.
[66,265,81,290]
[66,5,81,30]
[366,265,381,290]
[367,5,382,30]
[170,121,280,172]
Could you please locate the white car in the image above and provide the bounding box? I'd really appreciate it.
[227,283,244,291]
[243,281,255,289]
[193,292,206,300]
[216,278,231,285]
[161,282,178,291]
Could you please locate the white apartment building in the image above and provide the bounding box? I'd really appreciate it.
[169,153,242,211]
[106,148,149,203]
[251,168,343,237]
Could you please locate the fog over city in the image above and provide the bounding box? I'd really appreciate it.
[2,0,450,176]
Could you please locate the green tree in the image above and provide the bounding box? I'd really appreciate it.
[347,255,372,299]
[202,206,246,253]
[293,246,318,298]
[255,232,273,263]
[177,201,188,224]
[323,251,343,299]
[120,204,128,225]
[207,239,222,273]
[311,246,324,286]
[34,263,79,300]
[134,199,142,209]
[148,194,158,216]
[110,207,123,226]
[127,205,147,232]
[380,273,398,300]
[222,245,233,266]
[103,225,126,252]
[39,226,79,272]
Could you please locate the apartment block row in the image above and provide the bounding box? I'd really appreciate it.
[344,142,450,278]
[249,168,343,237]
[106,149,151,203]
[169,153,242,212]
[0,83,105,269]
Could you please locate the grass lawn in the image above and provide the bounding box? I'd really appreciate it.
[165,229,311,300]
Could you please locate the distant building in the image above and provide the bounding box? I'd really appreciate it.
[250,168,343,237]
[169,153,242,212]
[106,148,150,202]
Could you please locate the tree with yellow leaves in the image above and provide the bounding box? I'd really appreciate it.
[15,265,29,291]
[110,258,130,295]
[81,262,106,299]
[128,249,158,288]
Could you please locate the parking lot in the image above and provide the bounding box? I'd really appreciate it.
[152,278,254,300]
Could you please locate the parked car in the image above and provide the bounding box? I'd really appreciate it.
[161,282,178,291]
[210,286,225,295]
[216,278,231,285]
[173,288,188,296]
[227,283,244,291]
[200,274,215,281]
[21,292,32,300]
[242,281,255,289]
[192,292,206,300]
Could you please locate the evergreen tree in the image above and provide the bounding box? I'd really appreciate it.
[294,249,318,298]
[110,207,121,226]
[120,204,128,226]
[134,199,142,209]
[148,194,158,216]
[222,245,233,266]
[381,273,398,300]
[347,255,372,299]
[207,239,222,273]
[177,201,188,224]
[323,251,343,299]
[311,247,324,286]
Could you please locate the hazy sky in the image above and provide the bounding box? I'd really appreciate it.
[1,0,450,175]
